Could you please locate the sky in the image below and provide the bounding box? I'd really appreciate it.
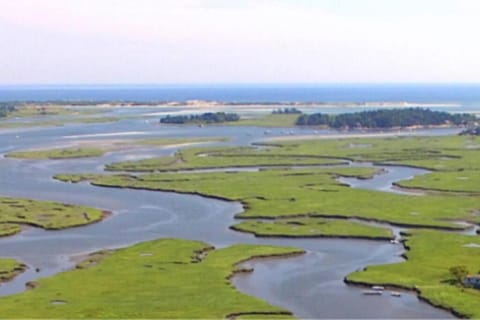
[0,0,479,85]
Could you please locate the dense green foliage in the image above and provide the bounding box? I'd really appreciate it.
[0,197,106,233]
[0,239,304,318]
[296,108,475,128]
[346,231,480,318]
[449,266,469,285]
[272,108,302,115]
[160,112,240,124]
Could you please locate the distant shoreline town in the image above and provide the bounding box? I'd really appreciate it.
[0,100,461,108]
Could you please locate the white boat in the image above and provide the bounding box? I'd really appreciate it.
[372,286,385,291]
[363,290,382,295]
[391,291,402,297]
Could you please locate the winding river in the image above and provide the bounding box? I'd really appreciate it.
[0,115,462,318]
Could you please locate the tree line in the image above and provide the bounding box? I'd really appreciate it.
[160,112,240,124]
[296,108,475,129]
[0,104,16,118]
[272,107,302,114]
[460,126,480,136]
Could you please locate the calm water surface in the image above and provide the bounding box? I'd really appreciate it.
[0,115,457,318]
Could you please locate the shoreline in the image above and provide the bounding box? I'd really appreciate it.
[0,263,28,285]
[343,277,467,319]
[263,128,462,142]
[229,224,394,241]
[55,171,472,233]
[10,100,462,108]
[343,237,468,319]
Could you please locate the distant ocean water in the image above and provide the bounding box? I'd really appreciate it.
[0,84,479,106]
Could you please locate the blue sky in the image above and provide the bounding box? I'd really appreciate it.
[0,0,478,84]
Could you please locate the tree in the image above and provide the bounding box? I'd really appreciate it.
[295,108,476,129]
[449,265,469,285]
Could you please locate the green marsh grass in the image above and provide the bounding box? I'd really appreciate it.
[0,238,304,318]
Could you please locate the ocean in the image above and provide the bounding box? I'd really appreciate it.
[0,84,479,107]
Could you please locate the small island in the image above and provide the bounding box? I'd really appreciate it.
[160,112,240,125]
[296,108,475,129]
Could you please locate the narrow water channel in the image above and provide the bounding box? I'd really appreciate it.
[0,121,457,318]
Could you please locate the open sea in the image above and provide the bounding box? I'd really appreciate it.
[1,84,480,107]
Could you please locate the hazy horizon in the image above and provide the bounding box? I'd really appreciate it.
[1,0,479,85]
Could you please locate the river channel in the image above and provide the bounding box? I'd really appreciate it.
[0,115,461,318]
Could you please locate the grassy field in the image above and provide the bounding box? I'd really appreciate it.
[5,137,227,160]
[104,135,480,173]
[0,238,304,318]
[136,137,228,146]
[396,170,480,193]
[57,135,480,232]
[10,134,480,316]
[6,148,105,160]
[0,104,137,129]
[0,223,22,237]
[0,258,26,284]
[232,218,393,240]
[105,146,348,172]
[265,135,480,172]
[0,116,122,129]
[346,230,480,318]
[6,105,105,118]
[55,165,480,230]
[0,197,107,234]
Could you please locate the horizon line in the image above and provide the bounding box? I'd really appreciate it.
[1,82,480,89]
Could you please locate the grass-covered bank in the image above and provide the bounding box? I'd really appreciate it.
[395,170,480,194]
[55,166,480,230]
[6,148,105,160]
[0,104,124,129]
[5,137,227,160]
[105,135,480,173]
[346,231,480,318]
[0,197,108,235]
[0,258,27,284]
[105,146,348,172]
[231,218,394,240]
[0,238,304,318]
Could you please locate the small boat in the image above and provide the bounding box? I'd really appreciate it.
[372,286,385,291]
[391,291,402,297]
[390,239,400,244]
[363,290,382,295]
